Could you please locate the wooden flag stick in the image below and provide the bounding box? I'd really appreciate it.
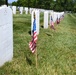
[35,47,37,69]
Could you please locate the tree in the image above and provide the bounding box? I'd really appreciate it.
[73,0,76,12]
[12,1,17,6]
[0,0,5,6]
[15,0,75,12]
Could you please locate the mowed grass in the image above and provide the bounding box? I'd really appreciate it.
[0,13,76,75]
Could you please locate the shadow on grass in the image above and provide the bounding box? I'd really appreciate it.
[41,26,43,28]
[46,32,51,36]
[26,55,32,65]
[28,31,31,35]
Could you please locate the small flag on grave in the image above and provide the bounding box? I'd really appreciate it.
[56,15,60,24]
[50,15,55,30]
[29,12,38,68]
[29,12,38,53]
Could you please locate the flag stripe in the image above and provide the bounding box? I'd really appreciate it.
[29,18,37,53]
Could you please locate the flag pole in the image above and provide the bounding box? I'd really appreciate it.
[34,12,38,69]
[35,47,37,69]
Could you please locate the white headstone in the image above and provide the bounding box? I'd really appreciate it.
[44,11,48,29]
[58,13,61,19]
[36,10,40,34]
[25,7,28,14]
[20,7,23,14]
[30,8,32,14]
[53,12,57,23]
[1,5,7,7]
[0,6,13,66]
[12,6,16,14]
[31,10,40,35]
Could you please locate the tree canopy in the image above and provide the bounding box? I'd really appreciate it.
[0,0,75,12]
[0,0,6,6]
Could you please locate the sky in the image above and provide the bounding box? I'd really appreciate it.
[8,0,17,3]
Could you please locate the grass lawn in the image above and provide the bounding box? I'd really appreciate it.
[0,13,76,75]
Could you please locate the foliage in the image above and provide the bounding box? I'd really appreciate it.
[12,1,17,6]
[73,2,76,12]
[0,0,6,6]
[11,0,76,12]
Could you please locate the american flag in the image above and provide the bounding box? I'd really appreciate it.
[29,18,37,53]
[51,16,54,26]
[56,16,60,24]
[50,16,55,30]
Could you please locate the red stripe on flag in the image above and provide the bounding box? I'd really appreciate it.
[29,31,37,53]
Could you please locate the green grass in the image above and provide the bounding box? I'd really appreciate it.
[0,13,76,75]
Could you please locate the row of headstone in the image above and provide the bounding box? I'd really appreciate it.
[52,12,64,23]
[8,6,54,15]
[8,6,30,14]
[0,5,13,67]
[31,10,64,34]
[10,5,64,18]
[43,11,64,29]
